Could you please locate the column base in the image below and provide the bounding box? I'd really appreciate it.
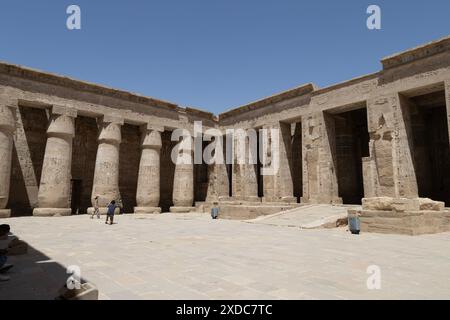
[244,196,261,202]
[134,207,162,214]
[262,196,298,204]
[87,207,121,215]
[169,206,197,213]
[33,208,72,217]
[0,209,11,218]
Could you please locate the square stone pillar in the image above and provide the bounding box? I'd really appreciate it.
[33,106,77,217]
[365,93,418,198]
[261,122,296,203]
[0,104,16,218]
[231,129,259,202]
[301,112,341,204]
[205,134,230,202]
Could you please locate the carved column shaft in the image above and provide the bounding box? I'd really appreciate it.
[33,106,76,217]
[170,134,195,212]
[0,104,15,217]
[89,116,123,214]
[135,126,162,214]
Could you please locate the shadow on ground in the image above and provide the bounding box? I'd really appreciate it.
[0,244,82,300]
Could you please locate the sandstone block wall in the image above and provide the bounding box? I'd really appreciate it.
[1,36,450,218]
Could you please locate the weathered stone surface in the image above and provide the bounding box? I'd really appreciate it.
[418,198,445,211]
[359,209,450,236]
[135,127,162,213]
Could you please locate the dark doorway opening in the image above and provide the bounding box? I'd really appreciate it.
[160,131,176,212]
[407,91,450,206]
[194,140,208,202]
[330,107,369,204]
[71,116,98,214]
[70,179,82,215]
[257,130,264,198]
[292,122,303,202]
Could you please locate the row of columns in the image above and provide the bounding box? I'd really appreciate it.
[0,104,197,217]
[4,84,450,215]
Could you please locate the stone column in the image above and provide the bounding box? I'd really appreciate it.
[365,94,418,198]
[205,134,230,202]
[170,135,195,213]
[33,106,77,216]
[301,112,341,204]
[134,125,163,214]
[88,115,123,215]
[0,104,15,218]
[262,122,296,203]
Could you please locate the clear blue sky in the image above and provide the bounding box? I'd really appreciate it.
[0,1,449,114]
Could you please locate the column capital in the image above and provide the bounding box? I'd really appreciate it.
[102,114,124,125]
[141,128,162,149]
[141,123,164,133]
[52,105,77,118]
[98,115,123,144]
[47,107,76,138]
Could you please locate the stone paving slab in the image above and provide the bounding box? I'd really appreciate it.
[1,212,450,300]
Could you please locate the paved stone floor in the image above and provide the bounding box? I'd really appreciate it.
[1,212,450,300]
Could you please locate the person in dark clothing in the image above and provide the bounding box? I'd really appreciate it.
[105,200,118,225]
[0,224,13,281]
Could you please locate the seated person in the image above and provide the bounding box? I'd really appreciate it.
[0,224,27,256]
[0,225,14,281]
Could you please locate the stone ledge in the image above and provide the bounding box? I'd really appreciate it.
[169,206,197,213]
[0,209,11,218]
[134,207,162,214]
[33,208,72,217]
[358,209,450,236]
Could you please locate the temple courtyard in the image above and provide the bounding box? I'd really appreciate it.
[1,211,450,300]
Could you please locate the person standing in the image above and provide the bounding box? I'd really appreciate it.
[117,198,124,214]
[105,200,118,225]
[91,195,100,219]
[211,202,219,220]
